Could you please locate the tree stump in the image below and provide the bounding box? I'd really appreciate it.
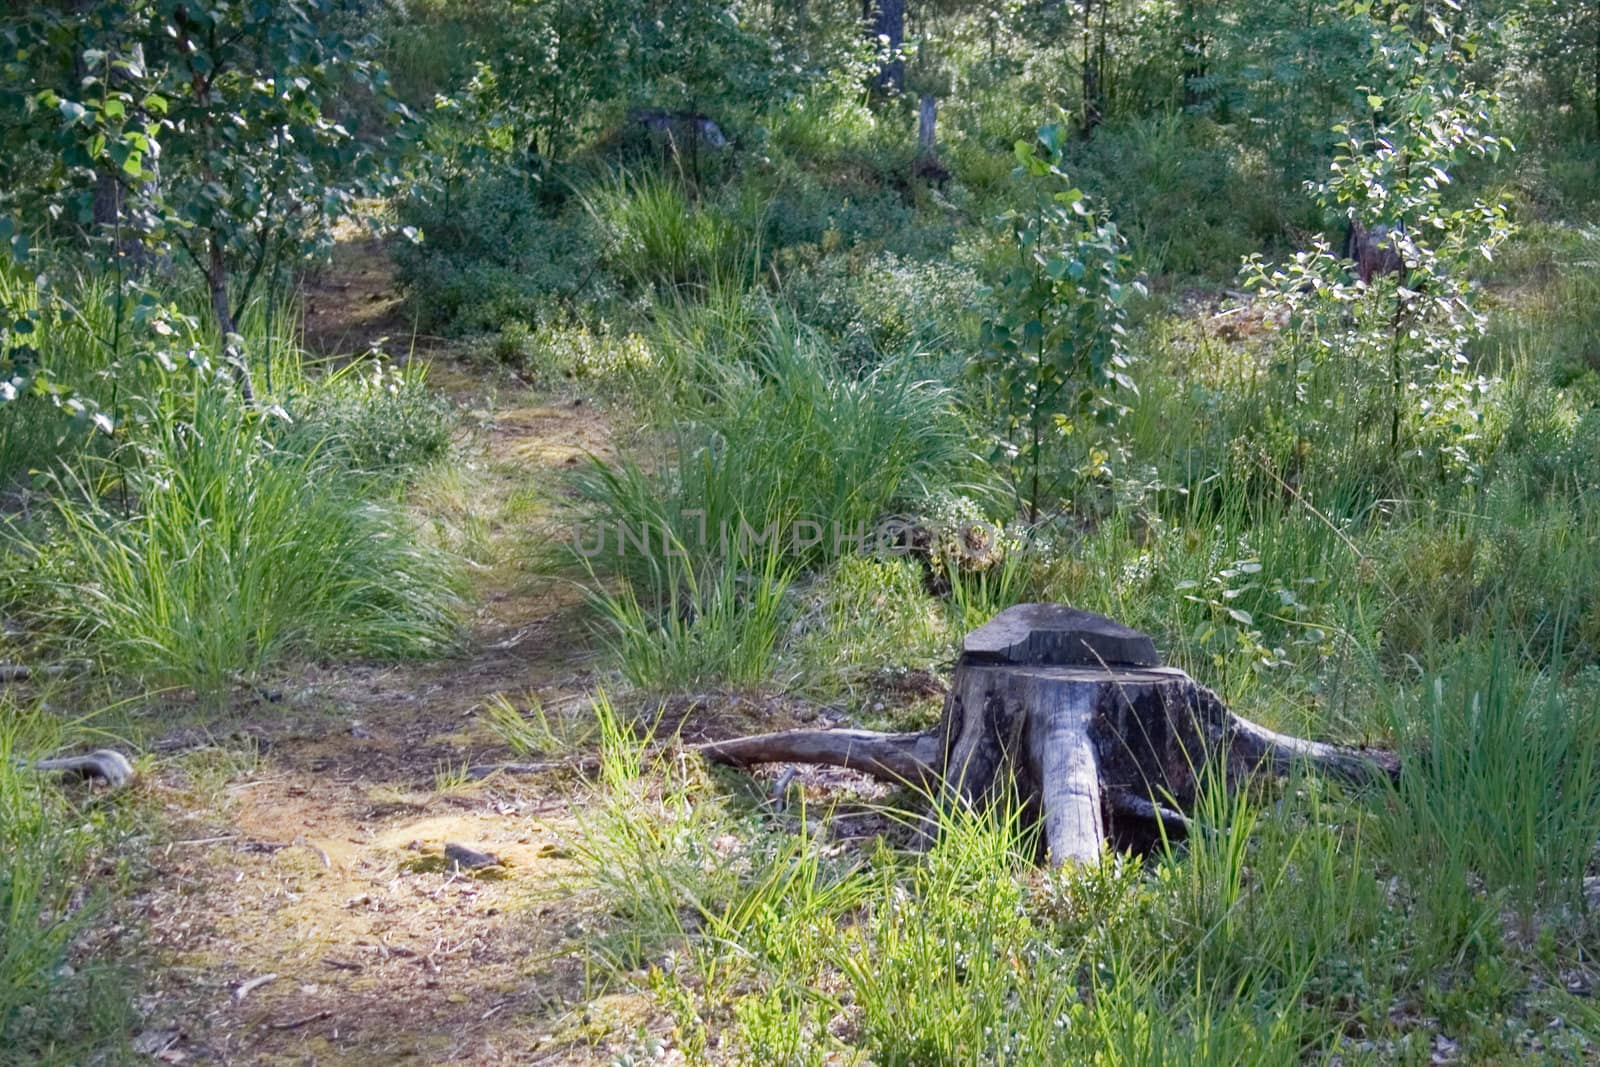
[700,603,1399,865]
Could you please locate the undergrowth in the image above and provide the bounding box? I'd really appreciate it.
[0,700,138,1066]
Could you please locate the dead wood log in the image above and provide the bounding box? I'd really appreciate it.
[698,604,1398,866]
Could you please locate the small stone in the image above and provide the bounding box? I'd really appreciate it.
[444,842,500,869]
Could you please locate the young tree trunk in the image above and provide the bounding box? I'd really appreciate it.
[918,94,937,155]
[207,234,256,405]
[911,93,950,184]
[701,604,1398,865]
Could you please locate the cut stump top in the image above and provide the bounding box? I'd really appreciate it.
[962,603,1161,668]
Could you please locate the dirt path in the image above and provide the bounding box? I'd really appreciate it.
[125,238,656,1065]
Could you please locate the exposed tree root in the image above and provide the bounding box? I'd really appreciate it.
[694,605,1399,865]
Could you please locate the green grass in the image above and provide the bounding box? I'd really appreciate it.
[8,8,1600,1057]
[581,171,760,296]
[21,375,462,694]
[547,188,1600,1063]
[1377,638,1600,960]
[792,554,947,697]
[0,700,137,1065]
[593,547,794,693]
[574,719,1391,1064]
[0,263,306,490]
[0,255,466,696]
[567,313,982,589]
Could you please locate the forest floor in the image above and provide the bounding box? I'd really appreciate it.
[119,235,702,1066]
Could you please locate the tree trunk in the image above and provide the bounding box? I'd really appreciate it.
[1079,0,1102,136]
[207,234,256,404]
[863,0,906,93]
[917,94,937,155]
[701,604,1399,866]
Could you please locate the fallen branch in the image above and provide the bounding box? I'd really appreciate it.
[0,663,76,683]
[465,755,601,780]
[234,973,279,1005]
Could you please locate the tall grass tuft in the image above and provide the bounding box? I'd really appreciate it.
[569,315,981,587]
[31,379,462,693]
[582,171,757,295]
[0,263,305,488]
[1375,637,1600,960]
[592,547,793,692]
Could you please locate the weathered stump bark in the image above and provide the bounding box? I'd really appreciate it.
[700,603,1399,865]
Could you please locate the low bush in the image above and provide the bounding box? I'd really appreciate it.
[762,177,959,260]
[1062,115,1297,278]
[287,359,454,477]
[394,172,610,334]
[775,248,981,369]
[0,264,303,489]
[487,319,656,392]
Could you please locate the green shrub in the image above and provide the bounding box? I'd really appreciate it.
[775,249,981,369]
[487,319,655,392]
[394,172,610,333]
[1062,115,1295,277]
[0,264,303,488]
[28,379,462,693]
[759,174,959,261]
[288,359,454,476]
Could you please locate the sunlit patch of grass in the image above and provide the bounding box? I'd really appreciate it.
[573,735,1379,1063]
[431,758,473,795]
[27,379,463,695]
[482,692,596,758]
[792,554,947,698]
[592,548,794,694]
